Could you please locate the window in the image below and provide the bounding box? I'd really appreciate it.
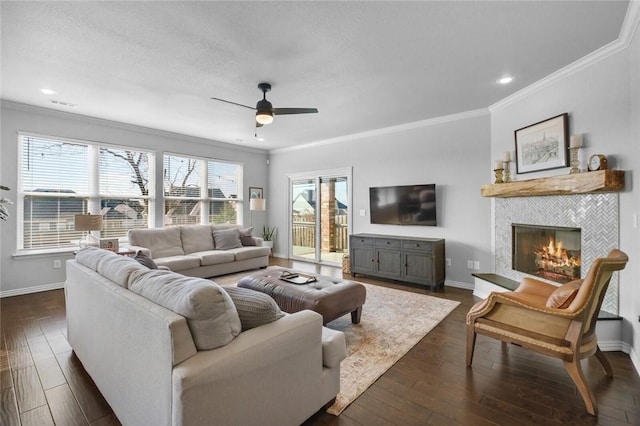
[19,135,153,251]
[99,148,151,239]
[164,154,242,226]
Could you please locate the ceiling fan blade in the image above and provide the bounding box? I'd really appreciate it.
[210,97,256,110]
[272,107,318,115]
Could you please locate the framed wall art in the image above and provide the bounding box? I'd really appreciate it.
[514,113,569,174]
[249,187,263,199]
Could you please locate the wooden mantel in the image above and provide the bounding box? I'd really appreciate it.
[481,170,625,198]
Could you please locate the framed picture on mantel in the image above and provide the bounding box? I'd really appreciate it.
[514,113,569,174]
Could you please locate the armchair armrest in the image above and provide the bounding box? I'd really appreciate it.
[467,291,579,340]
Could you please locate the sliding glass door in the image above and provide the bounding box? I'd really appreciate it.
[290,169,351,265]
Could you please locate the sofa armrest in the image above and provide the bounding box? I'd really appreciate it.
[253,236,264,247]
[322,326,346,368]
[126,244,152,258]
[172,310,328,425]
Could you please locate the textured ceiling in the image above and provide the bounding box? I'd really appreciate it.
[0,1,629,151]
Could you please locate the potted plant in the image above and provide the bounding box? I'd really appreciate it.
[262,225,276,251]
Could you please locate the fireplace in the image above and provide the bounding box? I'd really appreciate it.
[512,224,581,283]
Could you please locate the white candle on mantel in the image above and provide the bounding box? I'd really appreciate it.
[570,134,583,148]
[503,151,511,162]
[494,160,503,170]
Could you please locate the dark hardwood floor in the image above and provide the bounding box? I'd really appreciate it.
[2,259,639,425]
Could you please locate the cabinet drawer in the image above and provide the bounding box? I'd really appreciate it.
[403,240,432,252]
[351,236,374,247]
[375,238,401,249]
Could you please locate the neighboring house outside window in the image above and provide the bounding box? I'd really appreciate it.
[163,154,242,226]
[18,134,153,251]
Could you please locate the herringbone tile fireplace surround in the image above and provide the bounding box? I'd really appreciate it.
[494,193,619,314]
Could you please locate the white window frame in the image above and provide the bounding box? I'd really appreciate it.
[16,132,155,254]
[163,152,243,226]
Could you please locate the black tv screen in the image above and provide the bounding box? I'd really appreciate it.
[369,184,436,226]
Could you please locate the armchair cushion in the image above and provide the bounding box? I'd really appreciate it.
[546,280,582,309]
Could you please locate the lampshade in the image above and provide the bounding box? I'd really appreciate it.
[255,111,273,125]
[250,198,266,211]
[74,214,103,231]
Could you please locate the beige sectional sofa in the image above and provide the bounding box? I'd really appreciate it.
[128,224,270,277]
[66,247,347,426]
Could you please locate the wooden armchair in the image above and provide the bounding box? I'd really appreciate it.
[466,249,628,415]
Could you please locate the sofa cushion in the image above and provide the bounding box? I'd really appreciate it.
[181,225,215,254]
[188,250,235,266]
[154,255,201,272]
[134,251,158,269]
[223,286,285,331]
[239,227,256,246]
[75,246,117,271]
[128,269,241,350]
[76,247,148,288]
[546,280,582,309]
[227,246,272,261]
[213,228,243,250]
[128,227,185,258]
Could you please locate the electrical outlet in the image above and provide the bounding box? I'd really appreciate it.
[359,209,366,216]
[467,260,474,269]
[473,261,480,270]
[53,259,61,269]
[446,258,452,267]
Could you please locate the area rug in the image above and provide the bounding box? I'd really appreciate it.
[214,267,460,415]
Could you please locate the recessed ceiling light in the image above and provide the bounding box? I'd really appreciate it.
[256,137,264,142]
[41,88,57,95]
[497,75,514,85]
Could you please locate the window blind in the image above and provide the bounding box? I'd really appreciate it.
[18,135,153,250]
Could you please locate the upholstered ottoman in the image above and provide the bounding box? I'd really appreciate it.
[238,269,366,325]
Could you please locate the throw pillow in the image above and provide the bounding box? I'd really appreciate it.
[545,280,582,309]
[223,286,285,331]
[129,269,241,350]
[134,251,158,269]
[213,228,243,250]
[239,227,256,246]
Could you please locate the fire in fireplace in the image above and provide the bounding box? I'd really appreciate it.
[512,224,581,283]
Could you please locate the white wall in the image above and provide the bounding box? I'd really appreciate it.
[268,112,492,287]
[0,101,268,295]
[491,35,639,366]
[628,11,640,371]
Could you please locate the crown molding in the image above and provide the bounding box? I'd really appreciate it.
[270,108,489,154]
[1,100,268,155]
[490,1,640,113]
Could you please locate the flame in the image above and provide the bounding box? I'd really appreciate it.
[535,237,581,269]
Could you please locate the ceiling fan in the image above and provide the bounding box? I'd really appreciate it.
[211,82,318,128]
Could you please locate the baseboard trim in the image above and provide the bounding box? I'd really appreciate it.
[445,280,474,291]
[0,282,65,298]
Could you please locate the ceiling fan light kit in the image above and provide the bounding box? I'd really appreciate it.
[256,111,273,125]
[211,82,318,128]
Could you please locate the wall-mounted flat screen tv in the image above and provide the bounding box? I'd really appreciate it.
[369,184,436,226]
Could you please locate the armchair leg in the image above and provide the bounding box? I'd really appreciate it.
[466,326,476,366]
[594,346,613,378]
[564,359,598,416]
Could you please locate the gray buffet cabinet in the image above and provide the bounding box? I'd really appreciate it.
[349,234,445,291]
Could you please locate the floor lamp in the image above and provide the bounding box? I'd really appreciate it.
[75,213,103,247]
[249,198,266,227]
